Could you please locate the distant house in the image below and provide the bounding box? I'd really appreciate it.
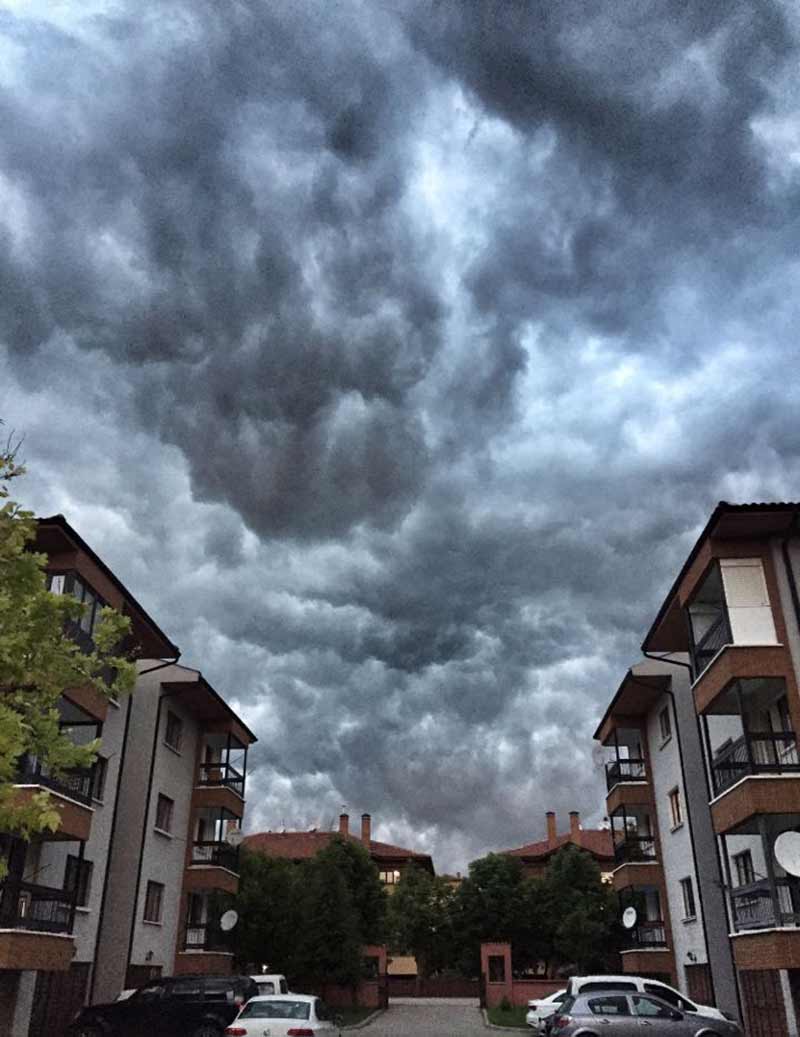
[501,811,614,882]
[244,812,434,889]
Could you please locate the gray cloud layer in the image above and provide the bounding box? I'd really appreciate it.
[3,0,800,869]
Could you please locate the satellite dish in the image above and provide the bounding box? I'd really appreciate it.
[226,827,244,848]
[774,831,800,876]
[220,910,239,932]
[622,907,638,930]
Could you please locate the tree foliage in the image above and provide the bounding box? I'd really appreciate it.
[387,863,455,977]
[0,434,136,859]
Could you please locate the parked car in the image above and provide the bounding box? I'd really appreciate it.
[250,974,290,997]
[224,994,341,1037]
[550,990,743,1036]
[526,990,567,1032]
[565,975,730,1023]
[66,973,259,1037]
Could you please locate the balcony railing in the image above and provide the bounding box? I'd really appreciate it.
[16,756,93,806]
[606,759,647,791]
[623,920,667,949]
[614,835,657,865]
[184,921,231,953]
[711,732,800,795]
[0,878,74,934]
[692,612,732,678]
[197,762,245,798]
[191,841,240,873]
[730,876,800,931]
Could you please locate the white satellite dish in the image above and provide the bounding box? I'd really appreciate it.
[774,831,800,877]
[220,910,239,932]
[226,827,244,848]
[622,907,638,930]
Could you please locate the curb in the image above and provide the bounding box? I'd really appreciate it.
[341,1008,386,1029]
[480,1008,530,1032]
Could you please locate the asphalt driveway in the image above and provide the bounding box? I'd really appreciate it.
[363,998,489,1037]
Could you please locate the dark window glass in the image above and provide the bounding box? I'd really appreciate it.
[680,877,696,919]
[64,855,93,907]
[170,979,203,1001]
[734,850,755,887]
[143,881,164,922]
[659,706,672,741]
[135,982,165,1002]
[240,1002,310,1020]
[488,955,506,983]
[643,984,682,1008]
[91,757,108,801]
[633,996,673,1018]
[580,982,636,993]
[164,711,183,752]
[155,793,174,832]
[588,996,630,1016]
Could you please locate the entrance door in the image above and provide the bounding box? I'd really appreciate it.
[739,969,789,1037]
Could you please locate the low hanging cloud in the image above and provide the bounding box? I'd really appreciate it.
[2,0,800,870]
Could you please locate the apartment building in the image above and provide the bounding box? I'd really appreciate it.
[501,810,614,881]
[0,516,255,1037]
[638,501,800,1037]
[594,658,739,1020]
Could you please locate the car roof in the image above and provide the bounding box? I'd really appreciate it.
[248,994,316,1003]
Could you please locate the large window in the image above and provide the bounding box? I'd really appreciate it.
[733,850,755,888]
[90,756,108,802]
[379,869,401,885]
[47,572,107,637]
[155,794,174,833]
[64,855,93,908]
[144,881,164,923]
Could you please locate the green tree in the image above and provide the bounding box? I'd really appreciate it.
[298,853,362,986]
[0,436,136,864]
[387,864,455,977]
[314,834,387,944]
[452,853,531,975]
[231,850,302,973]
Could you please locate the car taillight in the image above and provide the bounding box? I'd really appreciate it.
[552,1017,571,1032]
[287,1029,314,1036]
[225,1029,247,1036]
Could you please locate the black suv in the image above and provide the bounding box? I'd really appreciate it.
[67,974,259,1037]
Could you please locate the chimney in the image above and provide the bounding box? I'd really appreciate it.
[546,811,557,846]
[361,813,372,846]
[339,812,349,836]
[569,811,581,844]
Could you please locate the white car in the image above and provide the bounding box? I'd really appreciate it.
[250,974,290,997]
[224,994,341,1037]
[526,990,567,1032]
[565,975,730,1023]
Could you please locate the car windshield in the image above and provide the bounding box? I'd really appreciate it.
[257,982,276,994]
[241,1001,311,1020]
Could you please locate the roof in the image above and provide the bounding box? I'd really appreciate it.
[243,830,434,872]
[502,827,614,863]
[642,501,800,654]
[592,668,672,743]
[161,665,258,745]
[35,514,180,660]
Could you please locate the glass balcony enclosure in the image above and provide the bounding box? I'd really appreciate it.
[191,807,241,873]
[197,732,247,797]
[183,890,234,952]
[603,727,647,791]
[0,836,78,935]
[15,696,100,806]
[618,886,667,948]
[610,806,657,865]
[722,816,800,932]
[703,678,799,797]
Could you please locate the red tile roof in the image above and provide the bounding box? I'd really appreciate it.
[243,830,434,871]
[502,827,614,862]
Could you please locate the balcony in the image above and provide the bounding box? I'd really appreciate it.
[712,732,800,796]
[190,840,239,874]
[0,878,76,970]
[623,920,667,950]
[692,611,731,679]
[730,876,800,932]
[606,759,647,792]
[14,757,94,841]
[614,835,657,865]
[17,757,93,807]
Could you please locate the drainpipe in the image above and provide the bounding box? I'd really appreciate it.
[781,513,800,638]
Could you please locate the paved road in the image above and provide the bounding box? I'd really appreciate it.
[362,998,490,1037]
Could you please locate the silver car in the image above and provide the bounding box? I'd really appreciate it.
[550,990,743,1037]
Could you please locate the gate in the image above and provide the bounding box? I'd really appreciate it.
[28,963,90,1037]
[387,975,480,998]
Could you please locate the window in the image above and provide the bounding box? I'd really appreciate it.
[143,880,164,922]
[155,794,174,833]
[488,955,506,983]
[588,996,630,1015]
[90,756,108,802]
[379,869,401,884]
[680,877,696,919]
[164,711,183,752]
[633,996,673,1018]
[733,850,755,887]
[135,982,166,1002]
[668,787,683,829]
[48,573,108,637]
[659,706,672,742]
[64,855,93,908]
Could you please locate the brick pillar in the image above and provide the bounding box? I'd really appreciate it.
[481,942,513,1008]
[339,812,349,836]
[546,811,557,846]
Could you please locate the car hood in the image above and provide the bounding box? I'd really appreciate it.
[695,1003,726,1020]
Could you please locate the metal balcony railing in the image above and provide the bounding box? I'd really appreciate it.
[197,762,245,797]
[605,759,647,791]
[711,732,800,795]
[730,876,800,931]
[623,920,667,949]
[613,835,657,865]
[0,878,74,934]
[183,921,231,953]
[191,841,240,873]
[692,612,732,678]
[16,756,93,806]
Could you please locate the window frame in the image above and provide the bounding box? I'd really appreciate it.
[164,711,183,753]
[64,854,93,908]
[679,876,697,920]
[659,705,672,743]
[143,880,165,923]
[668,786,683,829]
[90,756,108,802]
[733,849,755,887]
[155,793,174,834]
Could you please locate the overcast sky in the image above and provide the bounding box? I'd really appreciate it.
[3,1,800,872]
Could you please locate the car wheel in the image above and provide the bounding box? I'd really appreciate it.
[191,1024,223,1037]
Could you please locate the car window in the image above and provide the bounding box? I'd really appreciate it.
[135,982,165,1002]
[634,996,675,1018]
[204,980,233,1003]
[580,982,637,993]
[170,980,203,1002]
[315,999,327,1020]
[588,996,631,1016]
[643,983,694,1011]
[555,996,575,1015]
[240,1001,311,1020]
[257,981,276,995]
[280,979,289,994]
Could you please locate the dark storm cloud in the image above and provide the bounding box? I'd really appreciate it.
[3,0,800,869]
